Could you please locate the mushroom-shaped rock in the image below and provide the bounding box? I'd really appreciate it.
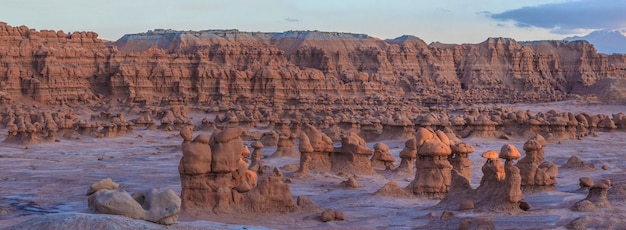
[397,138,418,173]
[499,144,521,161]
[418,140,452,157]
[481,150,506,181]
[399,138,417,159]
[449,142,475,182]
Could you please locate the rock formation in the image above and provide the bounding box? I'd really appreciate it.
[448,142,475,182]
[396,138,417,173]
[320,209,345,222]
[332,132,375,174]
[86,178,181,225]
[370,142,396,170]
[438,146,526,212]
[178,127,298,213]
[562,155,595,169]
[572,179,612,211]
[516,135,558,191]
[270,134,299,158]
[406,128,454,198]
[248,141,265,173]
[297,124,376,175]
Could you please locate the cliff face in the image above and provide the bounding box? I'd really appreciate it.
[1,22,626,106]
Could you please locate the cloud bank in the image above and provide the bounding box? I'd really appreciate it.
[489,0,626,34]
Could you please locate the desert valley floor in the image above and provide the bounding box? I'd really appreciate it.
[1,100,626,229]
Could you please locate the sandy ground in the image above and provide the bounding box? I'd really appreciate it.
[1,102,626,229]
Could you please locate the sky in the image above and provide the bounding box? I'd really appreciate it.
[2,0,625,43]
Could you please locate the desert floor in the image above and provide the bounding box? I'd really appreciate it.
[1,101,626,229]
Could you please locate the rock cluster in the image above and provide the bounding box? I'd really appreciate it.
[86,178,181,225]
[2,108,134,144]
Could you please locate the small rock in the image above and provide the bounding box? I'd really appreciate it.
[334,211,345,220]
[519,201,531,211]
[601,165,609,170]
[320,209,335,222]
[282,164,299,172]
[440,211,454,220]
[341,177,358,188]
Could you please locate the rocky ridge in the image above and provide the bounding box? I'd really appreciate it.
[2,22,626,106]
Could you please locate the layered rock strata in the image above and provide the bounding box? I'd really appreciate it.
[2,22,626,106]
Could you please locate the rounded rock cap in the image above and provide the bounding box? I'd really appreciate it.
[523,139,542,151]
[251,141,264,149]
[481,150,499,159]
[374,142,390,151]
[193,134,210,144]
[499,144,521,160]
[418,140,452,156]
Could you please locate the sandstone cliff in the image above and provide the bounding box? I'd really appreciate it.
[1,22,626,106]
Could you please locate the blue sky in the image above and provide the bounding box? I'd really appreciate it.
[2,0,624,43]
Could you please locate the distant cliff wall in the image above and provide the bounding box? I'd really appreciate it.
[1,23,625,105]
